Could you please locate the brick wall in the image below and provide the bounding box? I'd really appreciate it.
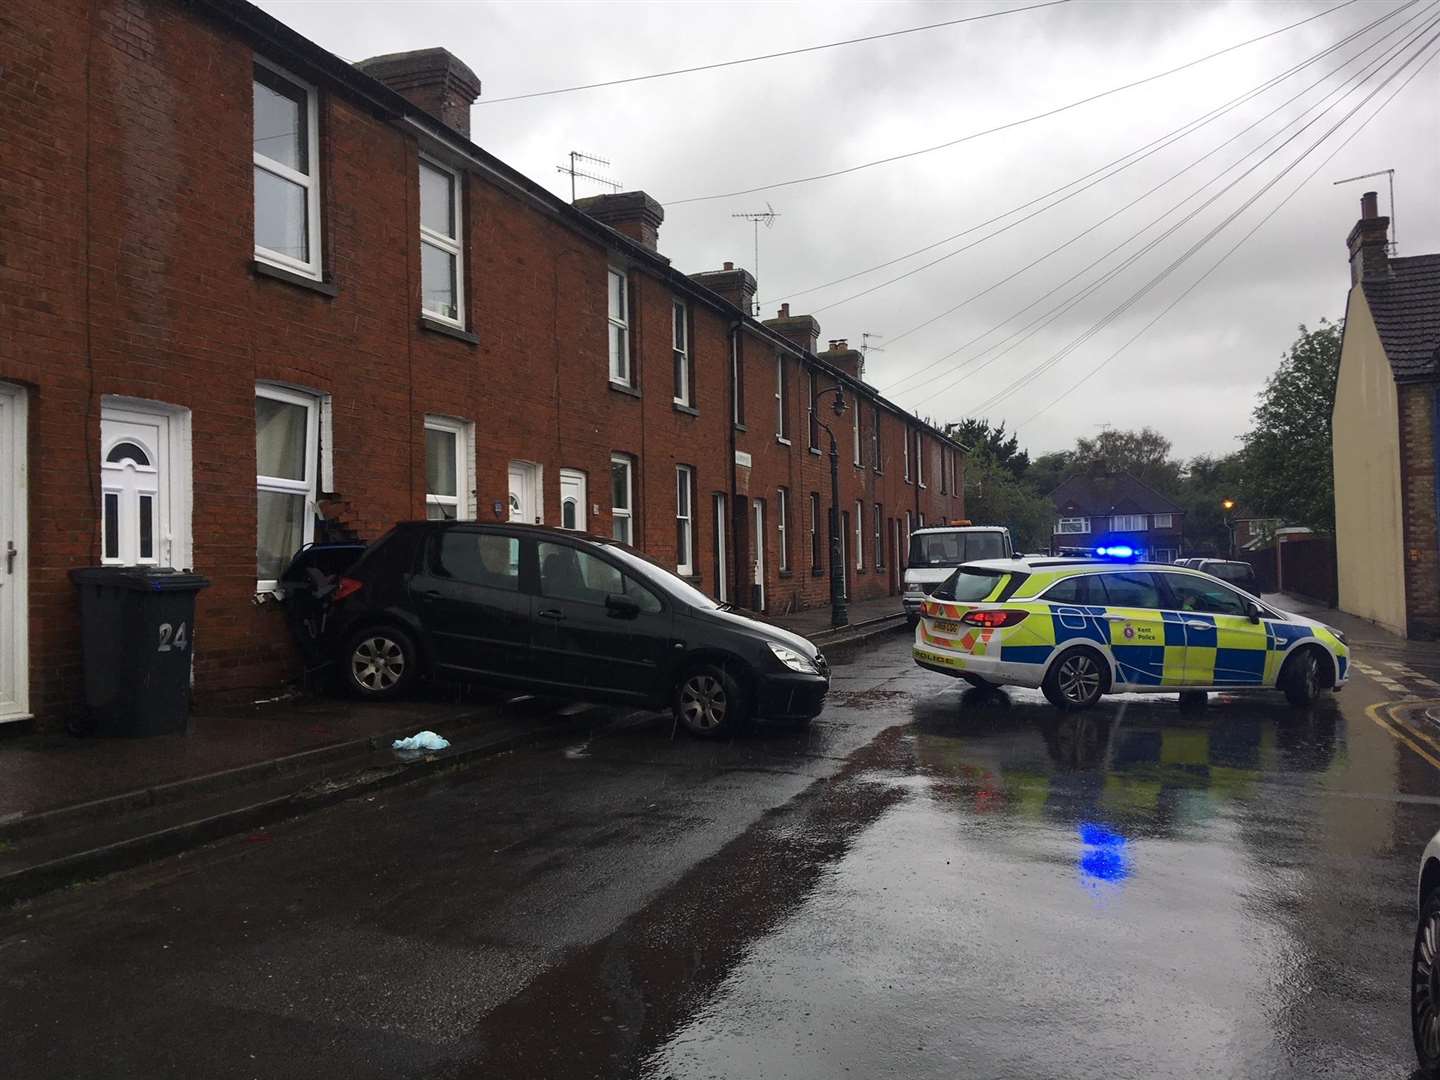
[0,0,964,724]
[1398,382,1440,638]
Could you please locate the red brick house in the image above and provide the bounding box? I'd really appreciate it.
[0,0,965,726]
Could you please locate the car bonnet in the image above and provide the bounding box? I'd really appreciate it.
[694,605,820,658]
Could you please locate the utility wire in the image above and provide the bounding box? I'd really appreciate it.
[667,0,1362,205]
[477,0,1074,105]
[1015,40,1440,430]
[762,0,1411,313]
[960,22,1440,421]
[876,0,1430,396]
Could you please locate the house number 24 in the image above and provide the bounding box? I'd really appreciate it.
[158,622,189,653]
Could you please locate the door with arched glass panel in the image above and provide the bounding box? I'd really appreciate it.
[100,406,176,567]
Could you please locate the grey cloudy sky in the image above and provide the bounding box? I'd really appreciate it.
[257,0,1439,461]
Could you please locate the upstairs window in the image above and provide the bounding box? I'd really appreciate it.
[852,397,861,466]
[775,354,790,441]
[419,158,464,326]
[672,301,691,406]
[253,62,321,280]
[808,370,820,450]
[916,433,925,488]
[1113,514,1146,531]
[608,269,631,386]
[732,337,745,426]
[1056,517,1090,534]
[904,429,911,481]
[1152,513,1174,529]
[871,405,881,471]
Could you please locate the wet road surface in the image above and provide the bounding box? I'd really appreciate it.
[3,634,1440,1078]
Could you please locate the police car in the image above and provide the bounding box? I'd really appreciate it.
[912,553,1349,710]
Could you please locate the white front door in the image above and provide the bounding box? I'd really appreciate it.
[0,383,29,722]
[100,401,191,568]
[714,493,728,603]
[752,499,766,611]
[508,460,542,525]
[559,468,586,531]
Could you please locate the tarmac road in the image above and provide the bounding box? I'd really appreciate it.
[3,632,1439,1078]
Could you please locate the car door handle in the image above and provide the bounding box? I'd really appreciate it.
[1102,614,1127,622]
[538,608,565,620]
[1185,620,1212,630]
[415,589,442,601]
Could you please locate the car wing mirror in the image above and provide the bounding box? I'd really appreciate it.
[1246,600,1263,624]
[605,593,641,619]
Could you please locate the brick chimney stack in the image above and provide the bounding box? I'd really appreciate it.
[574,191,665,251]
[764,304,820,355]
[1346,190,1391,286]
[819,338,866,381]
[689,261,757,313]
[354,48,481,138]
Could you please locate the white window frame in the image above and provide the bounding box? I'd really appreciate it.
[809,492,821,570]
[777,487,790,572]
[676,465,694,576]
[873,503,883,570]
[904,428,911,482]
[1152,513,1174,529]
[611,453,634,545]
[916,433,926,489]
[424,414,474,521]
[253,59,322,281]
[1056,517,1090,535]
[904,510,912,564]
[672,300,690,406]
[608,268,631,386]
[775,353,789,443]
[854,499,864,570]
[871,405,881,471]
[808,370,819,451]
[852,398,861,466]
[256,383,320,593]
[1113,514,1146,531]
[418,155,464,327]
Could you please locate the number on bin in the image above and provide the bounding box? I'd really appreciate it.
[158,622,189,653]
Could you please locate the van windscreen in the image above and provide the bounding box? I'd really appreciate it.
[907,531,1007,567]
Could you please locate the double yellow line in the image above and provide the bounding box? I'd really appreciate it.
[1367,700,1440,769]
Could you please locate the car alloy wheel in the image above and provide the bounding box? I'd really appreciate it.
[1057,653,1101,705]
[352,635,406,693]
[1416,896,1440,1071]
[679,673,728,732]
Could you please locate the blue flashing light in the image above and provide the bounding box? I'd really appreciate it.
[1093,544,1139,560]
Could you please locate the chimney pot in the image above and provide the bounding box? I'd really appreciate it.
[779,303,790,318]
[723,261,733,271]
[1346,190,1390,286]
[354,48,481,138]
[574,191,665,251]
[1361,190,1379,219]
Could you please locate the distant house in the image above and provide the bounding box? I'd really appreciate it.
[1229,508,1281,552]
[1049,474,1184,560]
[1332,191,1440,638]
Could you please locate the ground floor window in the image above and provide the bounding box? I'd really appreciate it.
[611,454,634,545]
[425,415,473,521]
[676,465,694,575]
[256,384,320,590]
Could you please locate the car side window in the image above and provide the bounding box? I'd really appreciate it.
[1163,573,1248,616]
[1095,572,1162,609]
[538,542,661,613]
[1042,575,1095,605]
[432,531,521,590]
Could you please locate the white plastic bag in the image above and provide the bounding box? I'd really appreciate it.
[392,730,450,752]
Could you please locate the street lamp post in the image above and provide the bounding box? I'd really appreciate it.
[813,386,849,628]
[1221,498,1236,558]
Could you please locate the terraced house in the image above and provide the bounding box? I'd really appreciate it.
[0,0,965,726]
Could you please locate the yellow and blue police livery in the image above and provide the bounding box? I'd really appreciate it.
[912,555,1349,710]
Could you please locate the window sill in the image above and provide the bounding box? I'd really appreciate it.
[252,259,338,297]
[776,435,792,446]
[610,381,642,399]
[680,572,702,586]
[778,570,794,579]
[673,402,699,417]
[811,567,825,577]
[419,315,479,344]
[808,447,821,456]
[733,422,748,433]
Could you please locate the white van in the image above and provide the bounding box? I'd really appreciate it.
[901,525,1014,624]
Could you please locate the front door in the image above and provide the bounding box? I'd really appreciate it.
[508,460,542,525]
[559,468,587,531]
[100,400,191,570]
[532,539,674,702]
[410,528,534,686]
[0,384,28,722]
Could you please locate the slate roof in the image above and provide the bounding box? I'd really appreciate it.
[1049,473,1183,516]
[1363,253,1440,380]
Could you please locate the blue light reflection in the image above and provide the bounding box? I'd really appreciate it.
[1078,821,1131,886]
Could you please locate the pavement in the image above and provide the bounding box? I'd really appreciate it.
[4,627,1440,1077]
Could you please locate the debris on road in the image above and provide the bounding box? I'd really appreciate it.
[391,731,450,752]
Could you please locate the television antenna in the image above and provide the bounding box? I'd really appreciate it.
[1333,168,1396,253]
[861,332,885,356]
[557,151,620,203]
[732,203,781,313]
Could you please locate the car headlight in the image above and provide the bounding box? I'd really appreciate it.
[1326,626,1347,646]
[768,641,819,674]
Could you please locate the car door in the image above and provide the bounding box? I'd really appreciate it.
[532,539,674,703]
[1158,572,1268,687]
[408,527,535,687]
[1092,571,1169,688]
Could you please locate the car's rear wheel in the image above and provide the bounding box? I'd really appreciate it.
[1414,888,1440,1076]
[1042,646,1107,711]
[1281,647,1323,707]
[343,626,418,701]
[674,664,750,738]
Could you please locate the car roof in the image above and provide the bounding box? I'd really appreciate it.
[911,525,1006,534]
[962,557,1219,577]
[392,519,628,549]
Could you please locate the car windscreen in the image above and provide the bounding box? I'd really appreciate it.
[932,568,1007,603]
[602,542,719,610]
[907,531,1007,568]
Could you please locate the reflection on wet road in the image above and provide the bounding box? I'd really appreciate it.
[3,635,1440,1078]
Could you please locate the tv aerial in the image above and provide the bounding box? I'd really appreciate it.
[557,151,620,203]
[732,203,781,313]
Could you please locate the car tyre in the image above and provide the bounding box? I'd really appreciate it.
[343,625,419,701]
[1415,888,1440,1076]
[906,614,920,629]
[1178,690,1208,711]
[1281,647,1322,707]
[1042,646,1107,711]
[674,663,750,739]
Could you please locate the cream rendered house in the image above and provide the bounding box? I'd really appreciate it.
[1332,192,1440,638]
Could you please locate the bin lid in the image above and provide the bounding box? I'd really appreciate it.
[69,566,211,592]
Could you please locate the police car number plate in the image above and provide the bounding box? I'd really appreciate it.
[932,619,963,635]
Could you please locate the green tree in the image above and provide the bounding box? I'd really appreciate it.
[965,456,1055,552]
[1176,452,1245,555]
[1024,450,1074,497]
[1070,427,1182,493]
[947,418,1030,478]
[1239,321,1341,532]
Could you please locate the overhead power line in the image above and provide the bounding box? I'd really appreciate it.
[960,21,1440,422]
[477,0,1074,105]
[873,0,1428,396]
[1015,41,1440,430]
[666,0,1362,205]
